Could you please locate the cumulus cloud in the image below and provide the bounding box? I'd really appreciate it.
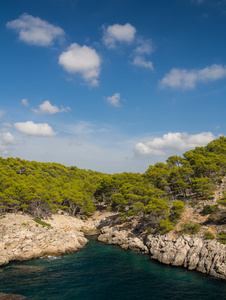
[0,132,16,155]
[6,13,65,47]
[14,121,57,136]
[103,23,136,49]
[134,132,216,156]
[59,43,101,86]
[132,56,154,70]
[106,93,121,107]
[159,64,226,90]
[21,98,29,106]
[32,100,70,114]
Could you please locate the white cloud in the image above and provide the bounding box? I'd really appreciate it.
[0,132,16,155]
[32,100,70,114]
[106,93,121,107]
[134,132,216,156]
[134,38,154,54]
[132,56,154,70]
[59,43,101,86]
[6,13,65,47]
[14,121,57,136]
[22,98,29,106]
[103,23,136,49]
[159,64,226,90]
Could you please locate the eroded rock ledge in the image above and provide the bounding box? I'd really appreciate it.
[0,213,89,266]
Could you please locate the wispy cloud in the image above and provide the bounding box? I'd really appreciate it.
[132,56,154,70]
[32,100,71,114]
[134,132,216,156]
[106,93,122,107]
[159,64,226,90]
[102,23,136,49]
[14,121,57,136]
[21,98,29,106]
[134,38,154,55]
[6,13,65,47]
[59,43,102,86]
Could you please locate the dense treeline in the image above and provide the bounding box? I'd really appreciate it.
[0,137,226,233]
[0,158,104,218]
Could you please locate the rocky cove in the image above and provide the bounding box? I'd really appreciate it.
[0,210,225,281]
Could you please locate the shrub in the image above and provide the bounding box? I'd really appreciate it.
[158,219,174,234]
[217,199,226,207]
[204,231,215,240]
[21,222,27,226]
[202,205,217,216]
[33,218,52,228]
[128,209,135,216]
[181,222,201,235]
[171,200,185,221]
[217,231,226,244]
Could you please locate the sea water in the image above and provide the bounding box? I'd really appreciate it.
[0,236,225,299]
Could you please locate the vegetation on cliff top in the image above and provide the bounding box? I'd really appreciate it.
[0,137,226,235]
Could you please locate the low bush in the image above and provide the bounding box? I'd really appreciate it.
[158,219,174,234]
[181,222,201,235]
[204,231,215,240]
[33,218,52,228]
[217,231,226,244]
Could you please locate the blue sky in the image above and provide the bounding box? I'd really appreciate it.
[0,0,226,173]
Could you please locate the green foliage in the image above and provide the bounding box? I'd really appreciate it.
[21,222,27,226]
[158,219,174,234]
[202,205,217,216]
[171,200,185,220]
[204,231,215,240]
[217,231,226,244]
[191,177,215,199]
[217,191,226,206]
[32,218,52,228]
[181,222,201,235]
[0,157,104,217]
[217,199,226,206]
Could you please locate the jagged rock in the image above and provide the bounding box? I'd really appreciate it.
[146,233,226,280]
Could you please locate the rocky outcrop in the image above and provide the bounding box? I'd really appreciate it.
[0,213,88,266]
[146,233,226,280]
[98,226,148,253]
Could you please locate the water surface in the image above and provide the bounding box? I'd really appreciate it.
[0,237,225,299]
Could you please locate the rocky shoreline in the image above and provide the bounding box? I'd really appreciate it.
[0,212,96,266]
[98,220,226,280]
[0,211,225,281]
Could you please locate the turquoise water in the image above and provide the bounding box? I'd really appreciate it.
[0,237,225,299]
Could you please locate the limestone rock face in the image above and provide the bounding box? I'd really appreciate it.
[146,234,226,280]
[0,213,89,266]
